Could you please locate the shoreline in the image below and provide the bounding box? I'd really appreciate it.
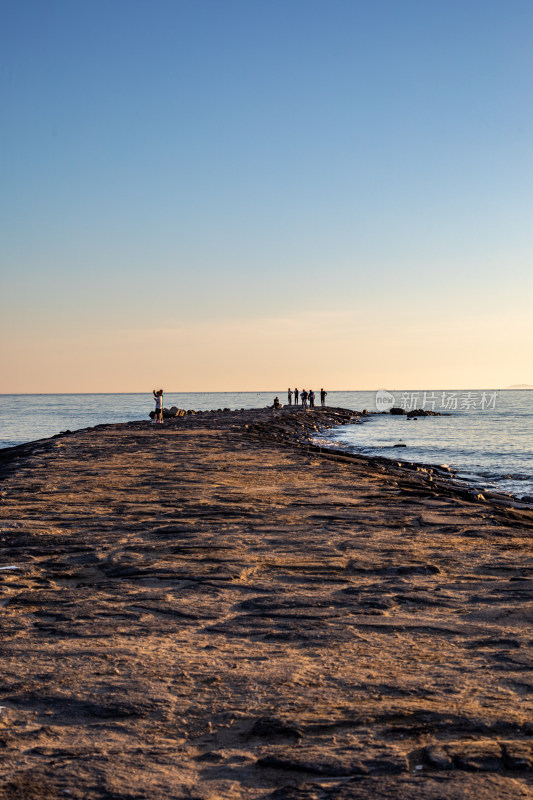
[313,412,533,511]
[1,407,533,798]
[242,406,533,515]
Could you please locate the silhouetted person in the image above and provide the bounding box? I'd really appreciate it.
[288,388,293,405]
[309,390,315,408]
[153,389,164,423]
[294,388,299,405]
[301,390,308,410]
[320,388,327,407]
[273,396,281,410]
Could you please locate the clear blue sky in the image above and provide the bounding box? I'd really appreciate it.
[1,0,532,391]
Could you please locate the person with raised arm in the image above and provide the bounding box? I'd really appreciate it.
[153,389,164,423]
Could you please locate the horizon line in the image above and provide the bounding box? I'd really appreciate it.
[0,387,526,397]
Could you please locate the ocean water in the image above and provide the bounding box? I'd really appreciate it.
[0,390,531,501]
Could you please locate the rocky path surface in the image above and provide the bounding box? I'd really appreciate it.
[0,407,533,799]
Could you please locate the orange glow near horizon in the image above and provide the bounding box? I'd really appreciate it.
[1,309,531,394]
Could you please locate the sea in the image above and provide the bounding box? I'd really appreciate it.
[0,390,532,502]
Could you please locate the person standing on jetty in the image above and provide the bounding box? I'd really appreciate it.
[288,388,293,405]
[309,389,315,408]
[301,389,308,409]
[320,388,327,407]
[294,387,299,405]
[153,389,163,423]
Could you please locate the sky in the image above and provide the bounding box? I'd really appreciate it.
[1,0,532,392]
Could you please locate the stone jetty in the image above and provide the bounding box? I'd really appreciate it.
[0,407,532,799]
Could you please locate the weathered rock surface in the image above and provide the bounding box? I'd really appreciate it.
[0,407,532,799]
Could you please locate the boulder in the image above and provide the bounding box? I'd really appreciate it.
[406,408,443,417]
[389,407,406,415]
[148,407,192,419]
[407,408,428,417]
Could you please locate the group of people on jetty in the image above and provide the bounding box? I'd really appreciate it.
[153,388,329,422]
[272,388,327,410]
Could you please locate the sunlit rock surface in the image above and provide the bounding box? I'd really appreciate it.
[0,407,532,799]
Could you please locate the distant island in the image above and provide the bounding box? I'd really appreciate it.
[505,384,533,389]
